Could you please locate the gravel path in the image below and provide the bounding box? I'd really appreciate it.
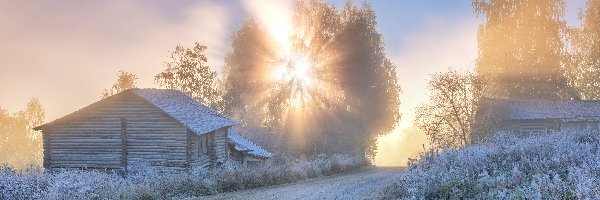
[196,167,404,200]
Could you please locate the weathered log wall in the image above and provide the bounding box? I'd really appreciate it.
[501,120,557,135]
[43,93,189,172]
[189,131,211,170]
[211,128,229,164]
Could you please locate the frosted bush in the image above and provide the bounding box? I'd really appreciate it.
[389,130,600,199]
[0,165,47,200]
[126,161,160,183]
[44,169,129,199]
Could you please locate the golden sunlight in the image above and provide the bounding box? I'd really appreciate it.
[271,51,316,110]
[272,55,314,88]
[264,6,321,112]
[241,0,293,50]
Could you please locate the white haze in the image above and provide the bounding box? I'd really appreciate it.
[0,0,231,121]
[375,17,478,166]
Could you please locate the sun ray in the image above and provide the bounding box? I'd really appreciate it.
[236,1,349,147]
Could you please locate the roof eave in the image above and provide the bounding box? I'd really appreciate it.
[250,153,272,158]
[189,123,237,136]
[33,125,44,131]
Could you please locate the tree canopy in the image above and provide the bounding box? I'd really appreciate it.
[567,0,600,100]
[0,98,45,169]
[155,43,224,111]
[473,0,576,99]
[223,0,400,159]
[101,70,138,99]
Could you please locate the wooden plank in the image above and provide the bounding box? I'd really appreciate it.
[50,163,122,168]
[50,144,122,148]
[43,130,51,169]
[50,149,122,153]
[208,132,216,163]
[50,151,122,155]
[186,130,192,170]
[126,138,187,142]
[49,138,122,143]
[50,156,122,161]
[121,117,128,173]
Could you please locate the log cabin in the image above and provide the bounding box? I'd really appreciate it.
[490,99,600,135]
[34,88,239,173]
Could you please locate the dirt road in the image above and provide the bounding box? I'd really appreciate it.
[197,167,404,200]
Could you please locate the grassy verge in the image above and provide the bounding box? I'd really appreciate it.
[0,154,369,199]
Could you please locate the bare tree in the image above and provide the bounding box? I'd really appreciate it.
[415,69,501,150]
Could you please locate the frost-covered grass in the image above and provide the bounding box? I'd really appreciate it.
[0,154,368,199]
[387,131,600,199]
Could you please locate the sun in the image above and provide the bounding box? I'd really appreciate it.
[272,55,314,88]
[263,11,342,114]
[290,56,314,87]
[270,52,316,110]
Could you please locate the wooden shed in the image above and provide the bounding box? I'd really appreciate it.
[228,130,272,165]
[489,99,600,135]
[34,88,237,173]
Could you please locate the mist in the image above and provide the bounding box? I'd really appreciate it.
[0,0,232,121]
[374,17,478,166]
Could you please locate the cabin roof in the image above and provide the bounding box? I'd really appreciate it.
[131,88,237,135]
[228,130,272,158]
[35,88,237,135]
[498,99,600,121]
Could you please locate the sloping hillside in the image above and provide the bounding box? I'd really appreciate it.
[387,131,600,199]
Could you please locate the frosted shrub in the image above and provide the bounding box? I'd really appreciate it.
[44,169,129,199]
[389,130,600,199]
[0,165,47,199]
[0,167,135,200]
[126,161,159,183]
[328,154,367,173]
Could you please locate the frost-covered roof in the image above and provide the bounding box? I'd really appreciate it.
[35,88,236,134]
[228,130,272,158]
[131,89,236,135]
[501,99,600,121]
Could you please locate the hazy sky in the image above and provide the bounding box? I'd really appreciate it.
[0,0,586,165]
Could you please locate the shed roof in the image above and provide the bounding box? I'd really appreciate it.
[35,88,237,135]
[498,99,600,121]
[228,130,272,158]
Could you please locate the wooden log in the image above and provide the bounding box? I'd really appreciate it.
[50,149,122,154]
[208,132,216,163]
[186,130,192,170]
[121,117,128,173]
[43,130,51,169]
